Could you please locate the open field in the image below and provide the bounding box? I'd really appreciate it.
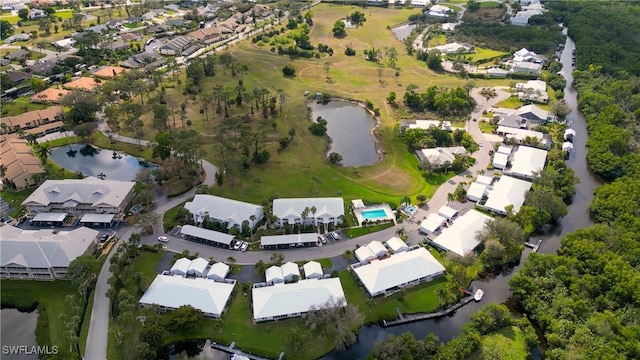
[467,47,508,64]
[136,4,512,208]
[1,97,49,117]
[0,15,20,23]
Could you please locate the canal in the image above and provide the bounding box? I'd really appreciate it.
[324,30,603,359]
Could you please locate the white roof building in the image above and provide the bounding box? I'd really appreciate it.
[206,262,229,280]
[281,262,300,281]
[351,247,446,297]
[22,177,135,216]
[252,278,346,322]
[475,175,494,186]
[493,152,510,170]
[564,129,576,140]
[467,182,489,202]
[187,257,209,277]
[497,126,546,144]
[562,142,573,152]
[351,199,365,209]
[419,219,442,234]
[484,175,532,215]
[52,38,75,49]
[184,194,264,229]
[427,213,447,226]
[497,145,513,155]
[367,241,388,257]
[438,205,459,219]
[260,233,318,249]
[508,146,548,179]
[432,210,492,256]
[515,104,550,123]
[355,246,377,262]
[515,80,548,102]
[303,261,323,279]
[428,42,474,55]
[272,198,344,227]
[428,4,452,17]
[407,120,453,131]
[386,237,408,253]
[139,275,235,318]
[487,67,509,78]
[412,0,431,7]
[265,266,284,284]
[416,146,467,166]
[1,226,98,280]
[180,225,235,247]
[170,258,192,276]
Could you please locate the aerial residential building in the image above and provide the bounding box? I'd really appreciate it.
[170,258,192,276]
[493,152,510,170]
[416,146,467,167]
[92,66,128,79]
[139,274,236,318]
[187,257,209,277]
[265,266,284,285]
[507,146,548,179]
[252,278,346,322]
[487,67,509,78]
[22,177,135,216]
[1,106,64,135]
[351,246,445,297]
[515,80,548,103]
[281,262,301,281]
[428,42,474,55]
[431,210,492,257]
[355,246,376,262]
[467,182,489,202]
[483,175,532,215]
[367,241,388,257]
[272,198,344,228]
[1,226,98,280]
[386,237,408,253]
[427,4,452,18]
[29,88,72,104]
[184,194,264,230]
[475,175,494,186]
[0,137,44,190]
[303,261,323,279]
[63,77,99,92]
[206,262,230,281]
[437,205,459,220]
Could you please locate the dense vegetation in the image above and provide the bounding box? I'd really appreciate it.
[403,85,475,116]
[508,3,640,360]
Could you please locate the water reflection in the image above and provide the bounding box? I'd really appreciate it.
[0,309,38,360]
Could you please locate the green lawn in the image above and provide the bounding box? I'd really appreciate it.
[0,187,34,218]
[479,120,496,133]
[162,201,187,232]
[468,47,508,64]
[480,1,500,8]
[1,97,48,117]
[124,22,142,28]
[441,3,463,12]
[496,96,525,109]
[0,15,20,24]
[343,223,395,238]
[469,326,528,360]
[55,10,74,19]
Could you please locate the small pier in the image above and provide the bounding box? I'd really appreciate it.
[382,296,475,327]
[524,239,543,252]
[210,342,270,360]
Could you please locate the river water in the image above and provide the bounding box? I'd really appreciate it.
[323,30,603,359]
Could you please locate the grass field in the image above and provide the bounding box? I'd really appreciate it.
[0,15,20,24]
[343,223,395,238]
[479,120,496,133]
[1,96,48,116]
[480,1,500,8]
[55,10,74,19]
[467,47,508,64]
[496,96,525,109]
[468,326,528,360]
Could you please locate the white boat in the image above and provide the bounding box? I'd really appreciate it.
[474,289,484,302]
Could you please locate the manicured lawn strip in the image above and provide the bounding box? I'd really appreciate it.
[479,120,496,133]
[343,223,395,238]
[1,98,48,116]
[0,280,78,357]
[132,251,166,285]
[468,326,527,360]
[467,47,508,63]
[480,1,500,8]
[0,187,33,218]
[496,96,525,109]
[162,201,187,232]
[0,15,20,23]
[55,10,74,19]
[89,132,154,160]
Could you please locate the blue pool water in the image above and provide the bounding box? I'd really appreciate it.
[361,209,387,220]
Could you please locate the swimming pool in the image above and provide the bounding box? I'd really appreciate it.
[361,209,388,220]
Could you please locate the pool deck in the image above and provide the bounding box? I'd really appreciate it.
[353,204,396,226]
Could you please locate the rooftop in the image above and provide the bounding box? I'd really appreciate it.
[484,175,532,214]
[432,210,492,256]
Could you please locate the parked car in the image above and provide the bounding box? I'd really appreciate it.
[240,242,249,252]
[331,232,340,241]
[233,241,242,250]
[321,236,327,244]
[158,236,169,243]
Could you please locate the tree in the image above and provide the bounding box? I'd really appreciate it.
[476,218,525,267]
[549,100,571,121]
[348,11,367,26]
[166,305,204,332]
[0,20,14,40]
[152,104,169,130]
[186,60,205,86]
[282,64,296,77]
[323,62,330,81]
[386,91,397,105]
[426,50,442,70]
[36,143,51,163]
[332,20,346,38]
[306,297,363,350]
[329,152,343,165]
[131,212,159,235]
[63,92,101,123]
[18,8,29,21]
[38,18,52,36]
[270,252,285,266]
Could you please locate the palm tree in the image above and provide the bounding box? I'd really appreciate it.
[249,214,256,237]
[26,134,38,145]
[0,164,7,179]
[300,207,310,233]
[310,206,317,231]
[37,143,51,163]
[226,256,236,265]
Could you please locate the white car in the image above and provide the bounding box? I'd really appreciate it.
[331,232,340,241]
[240,242,249,252]
[233,241,242,250]
[158,236,169,243]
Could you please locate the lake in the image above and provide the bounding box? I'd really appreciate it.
[0,309,38,360]
[309,101,380,167]
[50,143,156,181]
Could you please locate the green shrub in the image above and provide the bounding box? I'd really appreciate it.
[0,293,38,312]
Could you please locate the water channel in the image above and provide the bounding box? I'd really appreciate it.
[166,31,602,360]
[309,101,380,167]
[0,309,39,360]
[50,143,156,181]
[323,29,603,360]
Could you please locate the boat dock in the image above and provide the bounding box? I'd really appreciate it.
[524,239,543,252]
[210,341,270,360]
[382,296,475,327]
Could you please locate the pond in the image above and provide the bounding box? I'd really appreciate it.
[309,101,380,167]
[50,143,156,181]
[391,24,416,41]
[0,309,39,360]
